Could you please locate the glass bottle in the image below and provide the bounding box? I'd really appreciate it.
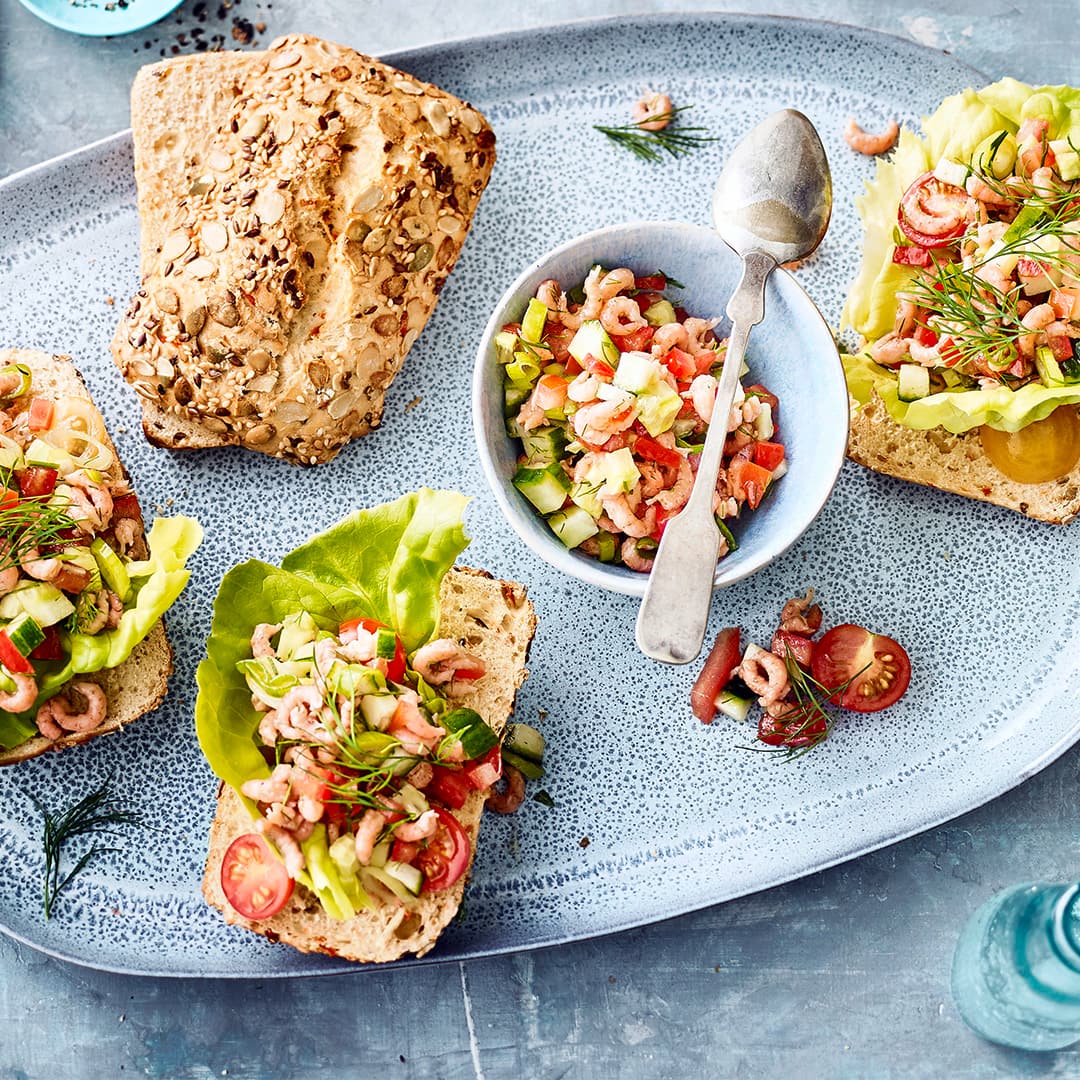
[951,882,1080,1050]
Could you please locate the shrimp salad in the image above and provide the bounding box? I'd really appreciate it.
[0,362,184,744]
[500,267,786,571]
[237,612,503,903]
[844,81,1080,481]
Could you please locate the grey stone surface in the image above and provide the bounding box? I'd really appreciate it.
[2,0,1080,1076]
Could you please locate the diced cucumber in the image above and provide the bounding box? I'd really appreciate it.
[368,840,391,869]
[932,158,968,188]
[396,784,430,817]
[374,627,399,661]
[326,663,386,699]
[276,611,318,660]
[1001,204,1046,247]
[504,379,531,417]
[359,693,399,731]
[90,538,130,601]
[504,722,544,764]
[513,462,570,514]
[442,708,483,732]
[0,581,75,627]
[715,687,753,723]
[502,748,544,780]
[1050,139,1080,181]
[568,320,619,367]
[644,299,676,326]
[458,720,499,759]
[546,505,599,549]
[4,611,44,657]
[520,425,567,465]
[897,363,931,402]
[520,298,549,343]
[382,860,424,897]
[494,330,519,364]
[23,437,76,472]
[0,435,24,471]
[1036,345,1066,386]
[362,865,421,903]
[329,834,360,876]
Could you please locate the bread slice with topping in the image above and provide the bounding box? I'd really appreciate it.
[847,392,1080,525]
[0,348,174,766]
[113,34,496,465]
[201,567,537,963]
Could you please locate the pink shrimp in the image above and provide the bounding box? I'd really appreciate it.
[844,117,900,156]
[779,589,823,635]
[869,333,911,365]
[965,174,1014,209]
[599,296,646,336]
[567,372,601,402]
[20,548,61,582]
[737,644,790,705]
[388,690,446,744]
[35,681,106,737]
[259,822,305,878]
[683,317,720,355]
[394,809,440,842]
[599,491,656,539]
[250,623,281,658]
[241,763,294,805]
[410,641,486,687]
[66,474,114,532]
[353,809,385,865]
[620,536,654,572]
[634,91,672,131]
[652,455,693,512]
[572,396,638,444]
[688,374,718,424]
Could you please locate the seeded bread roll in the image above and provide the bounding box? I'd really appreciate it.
[847,392,1080,524]
[0,348,173,766]
[201,567,537,964]
[113,34,496,465]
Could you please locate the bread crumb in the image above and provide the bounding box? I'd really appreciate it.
[579,836,590,849]
[105,296,115,305]
[405,396,422,413]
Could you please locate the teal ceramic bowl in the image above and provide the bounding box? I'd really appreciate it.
[473,220,849,597]
[16,0,183,37]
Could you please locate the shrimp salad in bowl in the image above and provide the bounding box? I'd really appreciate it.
[500,267,787,572]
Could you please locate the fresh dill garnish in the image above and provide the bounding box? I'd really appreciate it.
[594,105,719,164]
[0,466,78,571]
[656,270,686,289]
[34,778,142,919]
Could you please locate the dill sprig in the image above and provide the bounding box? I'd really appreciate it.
[594,105,719,163]
[0,467,78,571]
[34,778,142,919]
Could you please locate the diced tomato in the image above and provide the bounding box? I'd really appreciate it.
[1017,256,1047,279]
[0,630,33,674]
[729,457,773,509]
[426,765,472,810]
[891,245,932,267]
[616,325,655,353]
[416,808,470,893]
[771,629,814,669]
[30,625,62,662]
[751,441,785,471]
[53,564,92,594]
[111,494,144,521]
[635,274,668,291]
[913,323,939,348]
[1048,329,1074,362]
[0,489,18,511]
[391,838,421,865]
[636,434,683,469]
[27,397,54,432]
[584,355,615,379]
[757,704,828,749]
[544,323,577,365]
[693,351,717,376]
[659,347,696,380]
[633,291,663,312]
[690,627,741,724]
[220,833,294,920]
[463,746,502,791]
[17,466,57,498]
[744,383,779,415]
[338,616,406,683]
[938,337,964,368]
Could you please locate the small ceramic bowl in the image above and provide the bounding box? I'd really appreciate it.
[472,221,848,597]
[16,0,183,37]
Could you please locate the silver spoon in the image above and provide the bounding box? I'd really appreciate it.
[635,109,832,664]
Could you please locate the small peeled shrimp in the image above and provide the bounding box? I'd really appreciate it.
[20,548,61,582]
[651,321,690,355]
[394,809,440,842]
[353,808,386,866]
[259,821,305,878]
[250,623,281,659]
[572,396,637,444]
[620,536,654,572]
[869,333,911,365]
[652,455,693,512]
[843,117,900,156]
[688,374,717,424]
[566,372,601,403]
[634,91,673,131]
[599,491,656,539]
[683,317,719,355]
[737,643,790,706]
[779,588,823,635]
[600,296,647,337]
[0,671,38,715]
[535,278,568,314]
[411,639,486,687]
[488,763,527,814]
[35,681,107,738]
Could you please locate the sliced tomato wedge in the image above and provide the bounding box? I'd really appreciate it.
[220,833,294,920]
[30,625,62,661]
[635,273,668,291]
[771,629,813,669]
[0,630,33,674]
[636,434,683,470]
[891,244,933,267]
[751,441,785,471]
[417,808,471,893]
[426,765,472,810]
[18,466,58,498]
[583,355,616,379]
[810,623,912,713]
[338,616,406,683]
[897,172,970,248]
[729,457,773,509]
[659,346,696,380]
[690,626,741,724]
[616,325,655,353]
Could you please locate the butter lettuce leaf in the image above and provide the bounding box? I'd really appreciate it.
[195,489,471,920]
[842,79,1080,431]
[0,515,202,751]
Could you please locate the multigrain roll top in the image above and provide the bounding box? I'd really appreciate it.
[113,34,496,465]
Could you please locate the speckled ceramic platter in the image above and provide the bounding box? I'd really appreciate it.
[2,15,1067,978]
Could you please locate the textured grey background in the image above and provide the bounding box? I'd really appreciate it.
[2,0,1080,1077]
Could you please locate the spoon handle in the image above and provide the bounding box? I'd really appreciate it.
[634,250,774,664]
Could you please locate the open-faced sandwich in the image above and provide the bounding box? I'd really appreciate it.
[843,80,1080,522]
[112,34,496,465]
[197,489,536,963]
[0,348,201,765]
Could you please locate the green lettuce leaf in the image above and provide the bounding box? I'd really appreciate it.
[195,489,471,920]
[0,515,203,750]
[842,79,1080,432]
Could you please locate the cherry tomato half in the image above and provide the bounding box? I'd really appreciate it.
[339,616,406,683]
[810,624,912,713]
[417,808,471,893]
[220,833,294,921]
[690,627,742,724]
